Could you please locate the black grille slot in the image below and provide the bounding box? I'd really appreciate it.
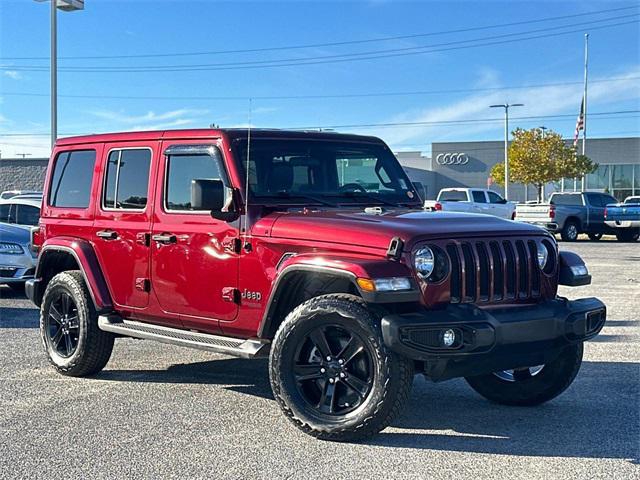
[407,329,442,348]
[476,242,490,301]
[515,240,529,298]
[503,241,516,299]
[446,244,461,303]
[528,240,541,296]
[489,241,503,301]
[461,243,476,301]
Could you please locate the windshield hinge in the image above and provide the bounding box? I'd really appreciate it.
[386,237,404,260]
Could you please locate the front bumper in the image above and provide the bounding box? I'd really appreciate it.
[0,252,36,284]
[381,297,606,381]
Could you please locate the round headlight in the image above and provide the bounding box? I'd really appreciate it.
[537,242,549,269]
[415,247,435,278]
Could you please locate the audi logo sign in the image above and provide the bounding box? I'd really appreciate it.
[436,153,469,165]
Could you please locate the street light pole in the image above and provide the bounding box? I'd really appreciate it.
[50,0,57,149]
[490,103,524,200]
[35,1,84,150]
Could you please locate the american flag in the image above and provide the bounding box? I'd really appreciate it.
[573,96,584,147]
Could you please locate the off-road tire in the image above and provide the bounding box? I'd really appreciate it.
[269,294,413,441]
[465,343,583,406]
[616,229,640,242]
[40,271,114,376]
[561,220,579,242]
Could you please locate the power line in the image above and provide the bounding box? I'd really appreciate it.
[2,75,638,101]
[3,16,638,73]
[2,5,637,61]
[1,110,637,137]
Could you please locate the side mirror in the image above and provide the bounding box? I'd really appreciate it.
[191,179,238,222]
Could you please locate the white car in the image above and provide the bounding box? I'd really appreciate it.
[424,188,516,220]
[0,194,42,227]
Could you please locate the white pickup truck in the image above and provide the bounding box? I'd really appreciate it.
[424,188,516,220]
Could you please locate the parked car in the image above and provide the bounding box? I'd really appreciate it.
[604,195,640,242]
[515,191,618,241]
[0,189,41,200]
[0,194,42,227]
[0,222,37,290]
[424,188,516,219]
[26,129,605,441]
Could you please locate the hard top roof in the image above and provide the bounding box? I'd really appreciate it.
[54,128,385,146]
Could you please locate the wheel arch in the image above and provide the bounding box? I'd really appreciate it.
[32,238,112,311]
[258,265,361,340]
[563,216,582,231]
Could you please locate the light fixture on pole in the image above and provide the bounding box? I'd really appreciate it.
[490,103,524,200]
[34,1,84,150]
[538,126,548,139]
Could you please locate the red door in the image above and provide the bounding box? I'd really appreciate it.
[93,142,158,311]
[150,139,240,333]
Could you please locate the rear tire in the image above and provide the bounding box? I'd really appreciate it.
[40,271,114,377]
[269,294,413,441]
[560,220,579,242]
[465,343,583,406]
[616,229,640,242]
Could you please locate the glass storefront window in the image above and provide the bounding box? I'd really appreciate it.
[612,189,633,202]
[634,165,639,189]
[586,165,609,190]
[612,165,633,189]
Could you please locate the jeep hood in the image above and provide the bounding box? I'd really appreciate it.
[262,209,546,250]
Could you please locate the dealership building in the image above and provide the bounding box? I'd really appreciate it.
[398,136,640,202]
[0,136,638,203]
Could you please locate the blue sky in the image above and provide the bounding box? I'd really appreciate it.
[0,0,638,157]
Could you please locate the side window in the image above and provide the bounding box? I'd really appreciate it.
[472,191,487,203]
[165,152,223,211]
[103,149,152,210]
[49,150,96,208]
[487,191,504,204]
[16,205,40,226]
[0,204,10,223]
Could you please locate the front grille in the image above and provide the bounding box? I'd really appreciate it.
[445,239,544,304]
[0,267,18,278]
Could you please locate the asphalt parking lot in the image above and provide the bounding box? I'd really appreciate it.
[1,239,638,479]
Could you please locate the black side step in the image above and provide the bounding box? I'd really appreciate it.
[98,315,269,359]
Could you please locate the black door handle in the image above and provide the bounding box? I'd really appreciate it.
[152,233,177,244]
[97,230,118,240]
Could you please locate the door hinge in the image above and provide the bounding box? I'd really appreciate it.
[136,232,151,247]
[135,278,151,292]
[223,237,242,254]
[222,287,241,304]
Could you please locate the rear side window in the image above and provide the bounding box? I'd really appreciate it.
[472,191,487,203]
[550,194,582,206]
[165,152,223,211]
[0,204,11,222]
[16,205,40,226]
[103,149,152,210]
[49,150,96,208]
[439,190,468,202]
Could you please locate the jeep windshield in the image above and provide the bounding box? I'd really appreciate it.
[233,138,421,207]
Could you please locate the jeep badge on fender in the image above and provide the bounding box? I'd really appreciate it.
[27,128,606,441]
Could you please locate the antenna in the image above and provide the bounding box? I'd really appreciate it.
[242,98,252,247]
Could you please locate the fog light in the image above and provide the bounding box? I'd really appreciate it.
[442,329,456,347]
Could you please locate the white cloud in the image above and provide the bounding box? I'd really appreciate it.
[89,108,209,125]
[0,135,51,158]
[3,70,22,80]
[357,67,640,150]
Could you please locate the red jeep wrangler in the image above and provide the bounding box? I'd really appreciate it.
[27,129,606,441]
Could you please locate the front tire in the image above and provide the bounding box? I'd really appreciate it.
[465,343,583,406]
[40,271,114,377]
[269,294,413,441]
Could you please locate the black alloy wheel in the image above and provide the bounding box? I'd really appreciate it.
[44,291,80,358]
[293,324,374,415]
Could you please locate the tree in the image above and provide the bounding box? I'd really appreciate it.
[490,128,597,202]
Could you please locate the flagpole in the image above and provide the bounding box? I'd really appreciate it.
[581,33,588,190]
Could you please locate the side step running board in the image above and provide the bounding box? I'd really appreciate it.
[98,315,269,359]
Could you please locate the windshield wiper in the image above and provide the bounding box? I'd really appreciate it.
[255,192,338,207]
